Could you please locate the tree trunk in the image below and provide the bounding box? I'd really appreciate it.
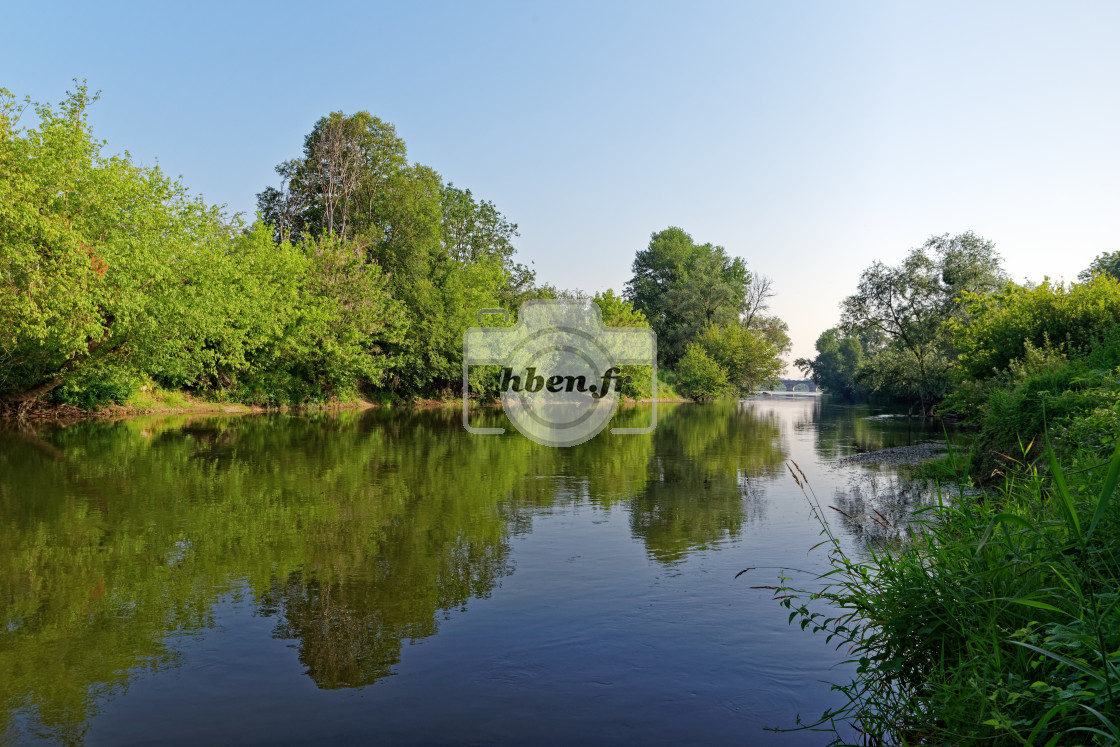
[3,376,65,404]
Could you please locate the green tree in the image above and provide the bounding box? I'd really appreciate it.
[695,323,785,394]
[675,343,730,401]
[952,273,1120,380]
[593,289,653,399]
[1078,250,1120,282]
[258,111,529,399]
[234,233,407,404]
[0,85,265,407]
[795,327,867,400]
[625,227,751,364]
[838,232,1006,413]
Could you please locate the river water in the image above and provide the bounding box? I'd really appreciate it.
[0,398,948,745]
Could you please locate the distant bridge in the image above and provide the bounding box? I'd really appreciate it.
[775,378,818,392]
[749,390,821,398]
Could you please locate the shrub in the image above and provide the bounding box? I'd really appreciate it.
[675,343,730,401]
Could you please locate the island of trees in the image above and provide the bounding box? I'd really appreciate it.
[1,85,788,413]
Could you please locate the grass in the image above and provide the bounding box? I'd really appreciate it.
[753,440,1120,745]
[123,385,193,412]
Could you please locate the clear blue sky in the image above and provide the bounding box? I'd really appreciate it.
[4,1,1118,364]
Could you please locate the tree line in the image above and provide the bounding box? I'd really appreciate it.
[0,84,787,411]
[797,230,1120,476]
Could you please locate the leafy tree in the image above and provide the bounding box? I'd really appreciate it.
[795,327,867,400]
[258,111,529,399]
[1078,250,1120,282]
[951,273,1120,380]
[593,289,653,399]
[236,233,407,404]
[675,343,730,401]
[625,227,751,364]
[0,85,256,407]
[256,111,408,245]
[695,323,784,394]
[838,232,1006,413]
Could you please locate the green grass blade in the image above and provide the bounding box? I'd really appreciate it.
[1003,598,1067,615]
[1045,433,1080,542]
[1078,703,1119,738]
[1086,439,1120,543]
[1026,704,1065,745]
[1013,641,1100,683]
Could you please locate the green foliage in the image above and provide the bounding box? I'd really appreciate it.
[796,327,867,400]
[50,370,136,409]
[257,109,530,400]
[675,343,731,401]
[624,227,751,365]
[836,232,1007,412]
[0,86,540,409]
[1080,250,1120,283]
[695,322,784,394]
[593,289,653,399]
[0,84,240,403]
[234,234,406,405]
[953,274,1120,380]
[763,441,1120,745]
[940,275,1120,479]
[944,334,1120,479]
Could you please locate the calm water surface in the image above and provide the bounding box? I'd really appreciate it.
[0,398,948,745]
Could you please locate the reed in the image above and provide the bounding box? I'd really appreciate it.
[749,441,1120,745]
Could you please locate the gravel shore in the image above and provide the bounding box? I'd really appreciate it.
[839,442,949,466]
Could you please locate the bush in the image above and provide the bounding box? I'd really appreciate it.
[953,274,1120,380]
[675,343,730,401]
[50,371,135,409]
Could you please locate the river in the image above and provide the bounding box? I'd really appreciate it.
[0,398,949,745]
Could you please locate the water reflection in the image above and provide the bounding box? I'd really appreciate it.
[812,396,947,459]
[629,401,784,564]
[0,401,916,743]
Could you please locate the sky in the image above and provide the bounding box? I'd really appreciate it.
[3,1,1118,365]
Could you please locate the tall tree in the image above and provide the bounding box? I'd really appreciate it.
[838,232,1007,413]
[625,227,751,364]
[258,111,530,398]
[0,85,271,406]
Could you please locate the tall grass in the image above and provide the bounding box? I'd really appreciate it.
[755,442,1120,745]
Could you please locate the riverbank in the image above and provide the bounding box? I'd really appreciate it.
[0,390,692,421]
[770,439,1120,745]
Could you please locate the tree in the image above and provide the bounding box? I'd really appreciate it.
[838,232,1007,413]
[625,227,751,364]
[1079,250,1120,282]
[235,233,407,404]
[675,343,730,401]
[440,183,534,304]
[952,273,1120,380]
[258,111,530,398]
[795,327,867,400]
[593,289,653,399]
[256,111,408,245]
[695,323,785,394]
[0,84,255,406]
[742,273,775,329]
